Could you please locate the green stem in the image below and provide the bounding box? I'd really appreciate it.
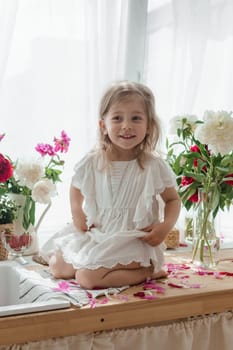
[35,202,51,232]
[192,189,216,267]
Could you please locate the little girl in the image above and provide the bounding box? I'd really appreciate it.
[42,81,181,289]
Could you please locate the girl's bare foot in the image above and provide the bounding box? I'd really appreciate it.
[150,269,168,280]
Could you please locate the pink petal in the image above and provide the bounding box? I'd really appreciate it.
[100,298,109,304]
[165,263,190,273]
[86,291,93,299]
[89,299,97,308]
[219,271,233,277]
[180,275,190,279]
[134,291,145,298]
[52,281,70,292]
[214,272,225,279]
[69,280,79,285]
[58,281,70,290]
[143,282,166,294]
[168,282,184,288]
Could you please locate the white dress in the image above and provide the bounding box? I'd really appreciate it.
[40,152,177,272]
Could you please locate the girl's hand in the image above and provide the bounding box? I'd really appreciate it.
[140,187,181,246]
[139,223,168,246]
[73,216,88,232]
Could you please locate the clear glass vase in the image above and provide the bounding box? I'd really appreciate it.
[1,230,33,258]
[192,189,220,268]
[184,208,194,243]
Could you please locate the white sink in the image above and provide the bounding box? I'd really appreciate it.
[0,263,70,317]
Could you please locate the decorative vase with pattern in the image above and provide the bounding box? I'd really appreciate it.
[3,194,51,256]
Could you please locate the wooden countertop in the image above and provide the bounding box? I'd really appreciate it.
[0,249,233,346]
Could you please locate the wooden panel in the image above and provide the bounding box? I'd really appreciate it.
[0,289,233,345]
[0,249,233,345]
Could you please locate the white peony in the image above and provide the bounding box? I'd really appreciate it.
[15,158,44,189]
[32,179,57,204]
[169,114,198,134]
[194,110,233,155]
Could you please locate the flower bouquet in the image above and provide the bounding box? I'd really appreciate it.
[166,111,233,267]
[0,131,70,256]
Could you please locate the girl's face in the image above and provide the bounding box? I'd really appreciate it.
[100,96,148,160]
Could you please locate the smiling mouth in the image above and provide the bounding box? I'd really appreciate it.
[119,135,135,139]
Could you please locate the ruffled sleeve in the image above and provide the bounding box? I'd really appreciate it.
[133,156,177,229]
[71,153,96,227]
[150,156,177,193]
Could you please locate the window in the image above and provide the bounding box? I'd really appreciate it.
[144,0,233,244]
[0,0,148,246]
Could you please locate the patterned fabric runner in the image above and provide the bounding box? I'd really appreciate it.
[18,267,127,307]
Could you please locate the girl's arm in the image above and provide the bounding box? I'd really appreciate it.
[140,187,181,246]
[70,185,88,232]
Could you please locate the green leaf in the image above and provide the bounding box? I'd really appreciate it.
[183,172,205,183]
[215,166,231,173]
[211,188,220,216]
[29,200,36,226]
[22,195,35,230]
[179,185,197,204]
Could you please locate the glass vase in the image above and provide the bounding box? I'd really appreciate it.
[1,230,33,258]
[7,194,51,256]
[192,189,220,268]
[184,208,194,243]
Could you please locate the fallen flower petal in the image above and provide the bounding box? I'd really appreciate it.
[133,291,158,300]
[120,295,129,302]
[143,282,166,294]
[100,297,109,304]
[86,291,93,299]
[195,270,214,276]
[167,282,184,288]
[69,280,79,285]
[165,263,191,273]
[89,299,97,308]
[214,272,225,279]
[52,280,70,292]
[218,271,233,277]
[133,291,145,298]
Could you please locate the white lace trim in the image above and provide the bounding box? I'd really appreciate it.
[63,256,161,272]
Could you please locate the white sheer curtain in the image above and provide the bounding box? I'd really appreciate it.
[145,0,233,242]
[145,0,233,118]
[0,0,18,90]
[0,0,146,245]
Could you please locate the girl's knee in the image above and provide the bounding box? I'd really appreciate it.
[49,253,75,279]
[49,254,62,278]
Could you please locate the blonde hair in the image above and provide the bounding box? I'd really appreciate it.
[98,80,161,168]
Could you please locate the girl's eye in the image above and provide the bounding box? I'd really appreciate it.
[132,116,143,121]
[112,115,121,121]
